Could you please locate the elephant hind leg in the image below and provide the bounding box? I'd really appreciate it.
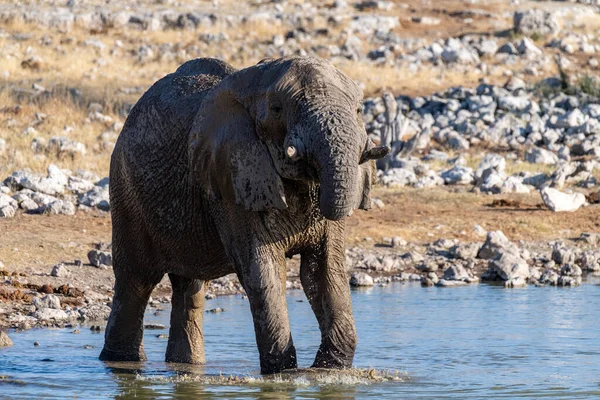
[165,274,206,364]
[100,272,159,362]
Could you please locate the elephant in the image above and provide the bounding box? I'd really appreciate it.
[99,56,389,374]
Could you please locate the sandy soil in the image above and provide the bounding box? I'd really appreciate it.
[1,186,598,290]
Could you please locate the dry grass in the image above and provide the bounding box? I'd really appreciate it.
[0,0,594,178]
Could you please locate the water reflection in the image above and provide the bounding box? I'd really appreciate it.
[1,282,600,398]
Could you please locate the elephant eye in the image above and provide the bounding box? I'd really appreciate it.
[270,104,283,115]
[356,105,364,115]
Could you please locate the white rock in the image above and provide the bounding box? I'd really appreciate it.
[441,166,474,185]
[517,38,543,57]
[504,277,527,287]
[488,253,530,281]
[33,308,70,321]
[477,231,520,259]
[33,294,61,310]
[51,263,69,277]
[0,194,18,218]
[501,176,531,194]
[443,265,470,281]
[350,272,374,287]
[525,147,558,164]
[540,187,586,212]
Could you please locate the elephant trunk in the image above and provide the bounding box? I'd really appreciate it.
[318,156,358,221]
[303,110,362,221]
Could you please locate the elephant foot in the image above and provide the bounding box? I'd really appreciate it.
[311,346,353,369]
[260,347,297,374]
[99,347,147,362]
[165,348,205,364]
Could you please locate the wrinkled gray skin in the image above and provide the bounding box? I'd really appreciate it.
[99,56,389,374]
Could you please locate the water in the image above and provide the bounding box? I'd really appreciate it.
[1,280,600,399]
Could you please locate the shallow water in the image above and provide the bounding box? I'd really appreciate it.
[1,279,600,399]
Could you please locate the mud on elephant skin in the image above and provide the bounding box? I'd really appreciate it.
[99,56,389,374]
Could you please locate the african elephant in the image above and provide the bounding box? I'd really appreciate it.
[99,56,389,374]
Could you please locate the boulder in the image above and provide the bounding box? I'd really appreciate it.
[78,185,110,211]
[504,277,527,288]
[350,272,374,287]
[513,9,560,37]
[517,38,543,57]
[41,200,76,215]
[450,243,481,260]
[436,279,467,287]
[539,269,559,285]
[88,250,112,267]
[486,253,530,281]
[0,194,18,218]
[381,168,417,187]
[441,166,474,185]
[47,136,86,158]
[475,154,506,185]
[525,147,558,164]
[443,264,470,281]
[501,176,531,194]
[551,244,577,265]
[32,294,61,310]
[477,231,519,260]
[540,188,585,212]
[51,263,69,277]
[33,308,70,321]
[560,264,582,277]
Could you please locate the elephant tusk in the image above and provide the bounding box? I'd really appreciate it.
[286,145,299,160]
[360,145,390,164]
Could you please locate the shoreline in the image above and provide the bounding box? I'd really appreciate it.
[2,225,599,331]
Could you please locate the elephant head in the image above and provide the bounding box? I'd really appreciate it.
[190,56,389,220]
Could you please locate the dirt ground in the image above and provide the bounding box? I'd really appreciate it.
[2,186,599,276]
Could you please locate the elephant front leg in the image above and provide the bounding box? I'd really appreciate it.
[236,254,297,374]
[165,274,205,364]
[301,224,357,369]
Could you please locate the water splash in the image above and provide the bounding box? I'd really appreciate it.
[136,368,407,387]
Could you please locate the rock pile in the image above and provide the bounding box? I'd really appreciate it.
[1,165,109,217]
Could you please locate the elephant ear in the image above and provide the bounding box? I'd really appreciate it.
[190,93,287,211]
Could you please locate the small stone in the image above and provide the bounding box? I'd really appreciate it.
[144,324,167,330]
[51,263,68,277]
[504,277,527,288]
[391,236,407,248]
[156,334,169,339]
[34,341,40,346]
[206,308,225,313]
[560,264,582,277]
[38,284,54,294]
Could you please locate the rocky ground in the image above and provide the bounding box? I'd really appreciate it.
[2,0,600,335]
